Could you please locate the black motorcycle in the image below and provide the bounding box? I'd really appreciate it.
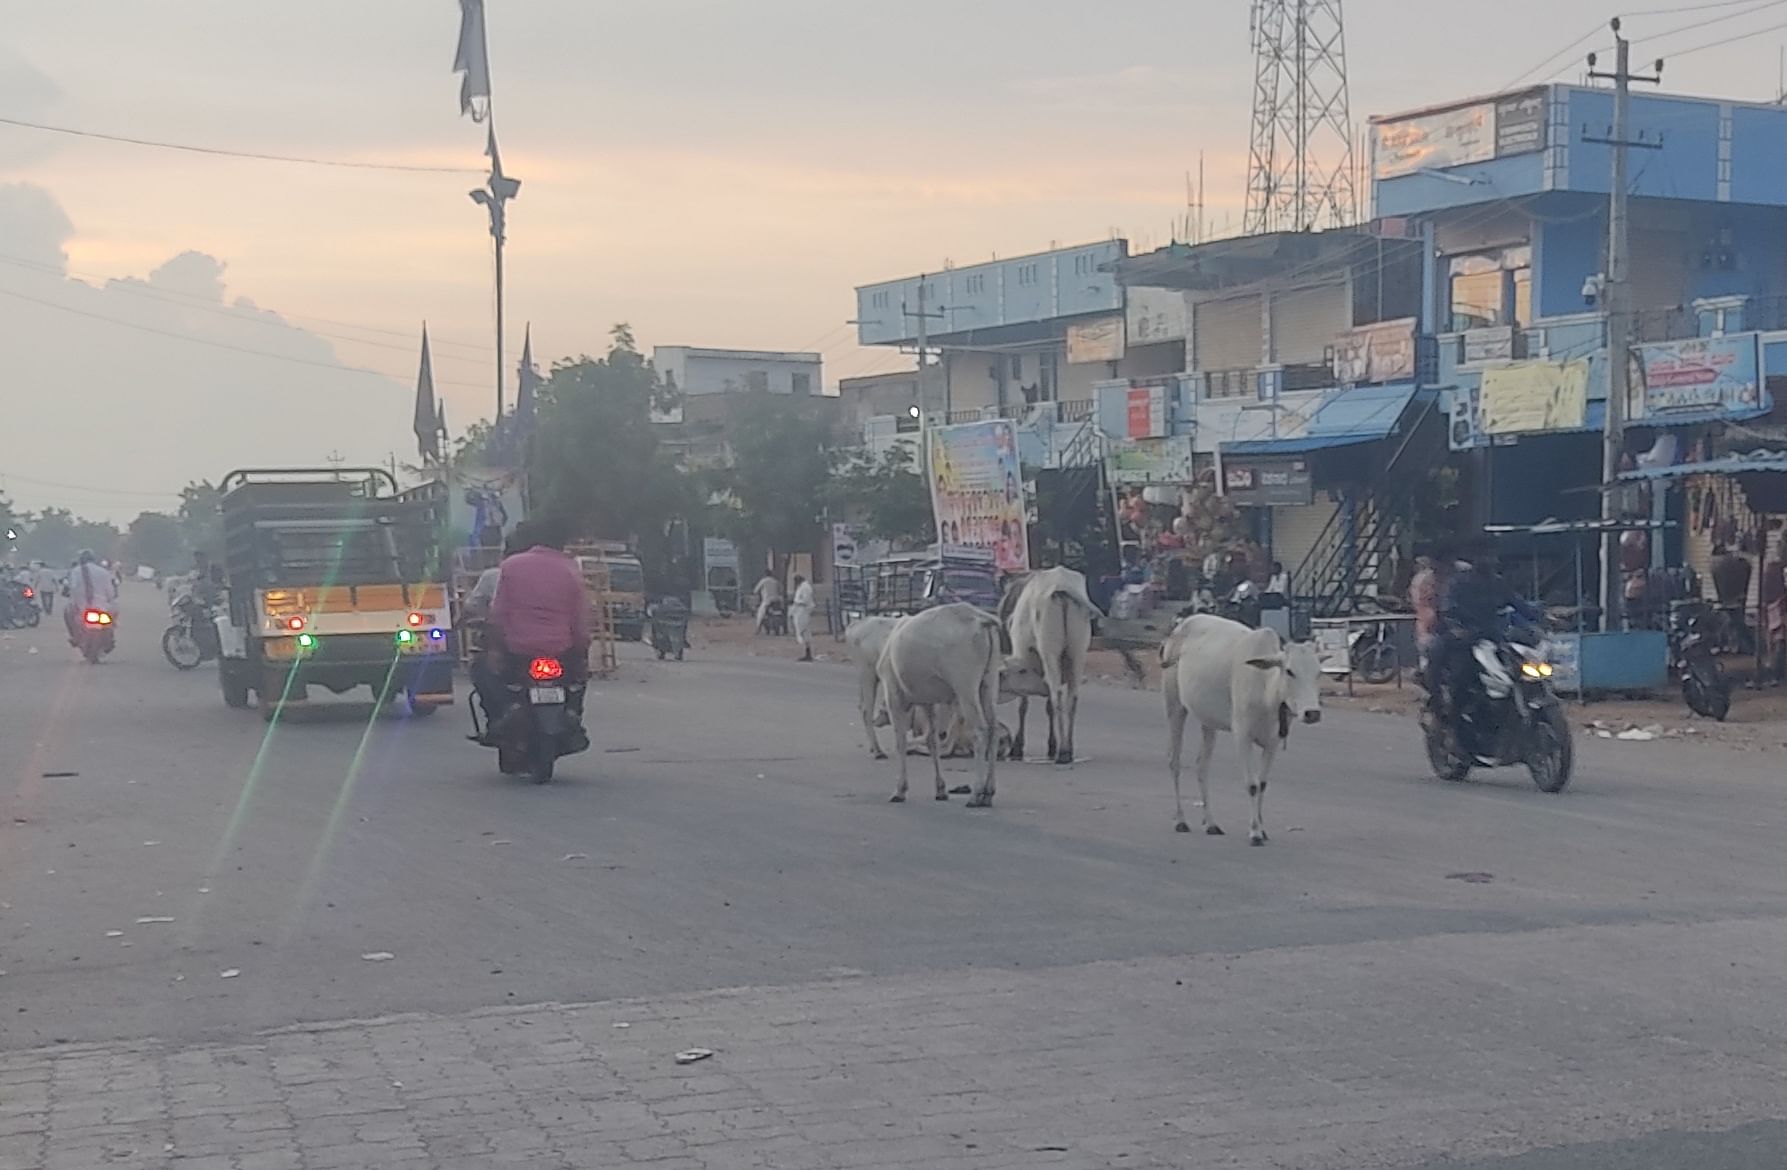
[1669,601,1731,721]
[1422,635,1573,793]
[75,607,117,664]
[162,592,221,670]
[2,583,41,629]
[469,652,590,783]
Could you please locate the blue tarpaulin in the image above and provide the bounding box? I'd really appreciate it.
[1222,383,1421,455]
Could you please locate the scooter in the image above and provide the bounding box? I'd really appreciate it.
[469,652,590,783]
[76,607,117,664]
[162,591,222,670]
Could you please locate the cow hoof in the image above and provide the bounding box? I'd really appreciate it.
[949,785,973,795]
[1174,821,1191,834]
[1250,832,1267,846]
[1053,753,1073,766]
[966,795,993,809]
[871,750,887,761]
[935,792,949,802]
[889,794,905,804]
[1205,825,1225,836]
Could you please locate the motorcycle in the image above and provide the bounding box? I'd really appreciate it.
[1669,600,1731,721]
[161,591,221,671]
[648,597,689,661]
[76,607,117,664]
[469,652,590,783]
[3,583,42,629]
[1422,635,1573,793]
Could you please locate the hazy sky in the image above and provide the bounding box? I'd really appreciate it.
[5,0,1786,518]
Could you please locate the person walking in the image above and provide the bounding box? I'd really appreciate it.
[752,570,783,635]
[789,573,815,661]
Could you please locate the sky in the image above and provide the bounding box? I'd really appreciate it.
[5,0,1787,519]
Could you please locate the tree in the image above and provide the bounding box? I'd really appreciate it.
[713,392,835,579]
[528,325,694,587]
[125,511,187,572]
[829,444,933,546]
[18,506,79,565]
[178,481,224,558]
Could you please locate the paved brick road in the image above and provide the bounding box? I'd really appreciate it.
[8,916,1784,1170]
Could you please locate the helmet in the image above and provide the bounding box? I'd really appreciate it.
[77,549,96,565]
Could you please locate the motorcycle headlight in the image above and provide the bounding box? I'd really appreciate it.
[1520,660,1553,679]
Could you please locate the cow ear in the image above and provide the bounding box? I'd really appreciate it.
[1244,655,1284,670]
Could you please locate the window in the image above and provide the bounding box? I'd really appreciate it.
[1448,245,1532,332]
[870,291,889,310]
[791,372,811,395]
[1073,252,1098,276]
[1016,263,1039,288]
[745,369,768,392]
[965,273,985,295]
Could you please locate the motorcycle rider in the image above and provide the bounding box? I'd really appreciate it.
[1432,541,1542,722]
[478,517,591,737]
[63,549,119,646]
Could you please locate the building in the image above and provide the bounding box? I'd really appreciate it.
[1372,82,1787,611]
[652,347,823,408]
[837,370,923,461]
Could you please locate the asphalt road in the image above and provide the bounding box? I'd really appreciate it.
[3,589,1785,1168]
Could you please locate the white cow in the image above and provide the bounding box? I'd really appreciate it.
[849,615,1044,761]
[845,616,903,759]
[876,603,1003,807]
[1001,567,1098,764]
[1161,614,1322,846]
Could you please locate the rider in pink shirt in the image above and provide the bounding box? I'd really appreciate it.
[488,523,591,663]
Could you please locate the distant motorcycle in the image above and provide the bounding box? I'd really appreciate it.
[1669,601,1731,721]
[1422,634,1572,793]
[649,597,689,661]
[2,583,42,629]
[162,591,221,671]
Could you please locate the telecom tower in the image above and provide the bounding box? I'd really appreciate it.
[1244,0,1357,235]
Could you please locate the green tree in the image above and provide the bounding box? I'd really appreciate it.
[829,444,933,546]
[18,506,78,565]
[529,325,694,586]
[125,511,187,572]
[177,481,224,558]
[713,392,835,578]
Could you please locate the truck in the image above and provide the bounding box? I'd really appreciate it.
[215,468,454,720]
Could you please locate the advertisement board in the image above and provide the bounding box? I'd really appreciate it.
[1222,458,1314,506]
[1373,89,1547,180]
[1125,287,1188,346]
[926,420,1030,572]
[1066,315,1126,364]
[1481,358,1589,435]
[1107,436,1197,486]
[1332,317,1418,385]
[1124,383,1169,439]
[1632,335,1763,419]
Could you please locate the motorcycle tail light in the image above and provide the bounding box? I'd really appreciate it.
[22,587,32,599]
[529,657,564,682]
[284,615,306,632]
[83,609,108,625]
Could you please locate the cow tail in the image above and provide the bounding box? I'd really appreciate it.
[1053,591,1074,676]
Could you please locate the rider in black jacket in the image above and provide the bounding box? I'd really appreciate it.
[1433,545,1544,719]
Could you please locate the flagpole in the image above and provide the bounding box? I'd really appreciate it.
[456,0,517,436]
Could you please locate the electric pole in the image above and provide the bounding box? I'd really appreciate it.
[1586,20,1663,631]
[905,277,947,419]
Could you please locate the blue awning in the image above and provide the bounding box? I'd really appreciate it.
[1222,382,1421,456]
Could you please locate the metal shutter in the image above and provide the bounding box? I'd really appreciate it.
[1194,295,1263,372]
[1270,283,1349,365]
[1270,499,1340,582]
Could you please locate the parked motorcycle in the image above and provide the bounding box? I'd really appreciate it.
[1667,601,1731,721]
[161,591,221,670]
[469,653,590,782]
[648,597,689,661]
[2,583,42,629]
[76,607,117,664]
[1421,635,1573,793]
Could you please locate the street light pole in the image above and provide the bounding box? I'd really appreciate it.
[470,134,521,427]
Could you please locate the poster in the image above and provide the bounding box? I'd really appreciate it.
[1065,315,1126,364]
[830,523,859,568]
[1633,336,1763,419]
[447,465,526,550]
[1125,384,1168,439]
[1331,318,1417,385]
[1373,102,1494,179]
[1107,436,1197,485]
[926,420,1029,572]
[1481,358,1589,435]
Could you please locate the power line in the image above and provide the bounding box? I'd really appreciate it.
[0,284,490,391]
[1631,0,1787,46]
[1627,0,1782,14]
[0,115,481,175]
[1665,13,1787,57]
[1501,21,1609,90]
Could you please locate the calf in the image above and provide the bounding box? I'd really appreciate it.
[1161,614,1322,845]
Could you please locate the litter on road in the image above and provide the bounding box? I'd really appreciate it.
[219,969,240,979]
[104,930,123,938]
[674,1048,715,1065]
[361,952,396,962]
[135,916,175,924]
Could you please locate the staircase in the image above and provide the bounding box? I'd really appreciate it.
[1292,394,1444,617]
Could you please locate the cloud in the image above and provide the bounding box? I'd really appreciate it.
[0,47,64,171]
[0,184,410,520]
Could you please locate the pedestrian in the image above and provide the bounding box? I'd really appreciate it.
[752,569,783,634]
[790,573,815,661]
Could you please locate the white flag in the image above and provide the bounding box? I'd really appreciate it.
[454,0,491,121]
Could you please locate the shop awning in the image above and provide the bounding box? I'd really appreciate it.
[1222,382,1422,456]
[1615,451,1787,482]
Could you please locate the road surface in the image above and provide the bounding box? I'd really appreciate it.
[2,591,1785,1169]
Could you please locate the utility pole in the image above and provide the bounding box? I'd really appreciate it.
[904,277,948,419]
[1586,20,1663,631]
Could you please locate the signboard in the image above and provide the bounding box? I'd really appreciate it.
[1481,358,1589,435]
[926,420,1030,573]
[1125,287,1188,346]
[1448,385,1483,451]
[702,536,738,573]
[1066,315,1126,364]
[1332,317,1418,385]
[829,524,859,568]
[1632,335,1763,419]
[1222,458,1314,506]
[1373,89,1547,180]
[1462,326,1517,366]
[1124,383,1169,439]
[1495,90,1546,156]
[1107,436,1197,486]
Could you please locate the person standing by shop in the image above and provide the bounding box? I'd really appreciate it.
[789,573,815,662]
